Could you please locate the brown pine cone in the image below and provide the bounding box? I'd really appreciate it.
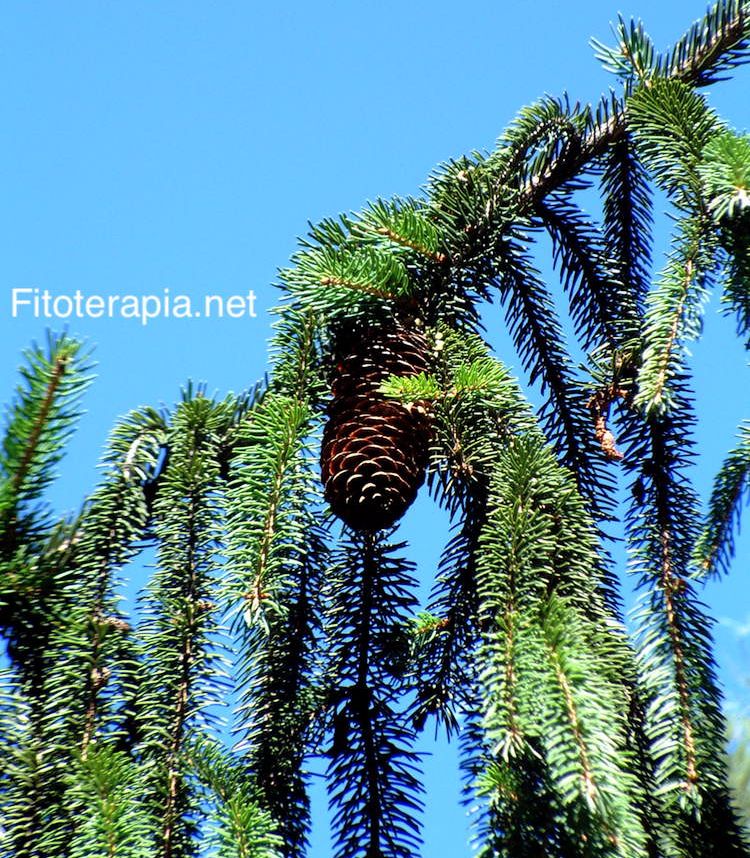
[321,323,432,531]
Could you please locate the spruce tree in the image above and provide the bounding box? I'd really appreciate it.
[2,3,750,857]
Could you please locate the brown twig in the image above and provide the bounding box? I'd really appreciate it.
[587,387,629,461]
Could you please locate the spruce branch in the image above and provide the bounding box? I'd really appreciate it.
[412,509,485,735]
[65,746,154,858]
[412,334,542,734]
[137,395,231,858]
[324,533,424,858]
[594,2,750,87]
[499,245,617,515]
[693,421,750,575]
[599,133,653,337]
[268,309,325,407]
[634,217,718,414]
[225,397,313,628]
[72,407,167,757]
[517,0,750,210]
[515,106,627,212]
[9,348,69,498]
[662,0,750,86]
[627,80,723,207]
[349,198,449,263]
[617,394,748,853]
[188,738,283,858]
[474,437,648,857]
[697,129,750,341]
[699,131,750,221]
[592,16,658,82]
[280,245,413,319]
[535,191,623,353]
[0,404,164,856]
[492,95,590,193]
[532,597,649,858]
[225,352,325,854]
[0,333,93,551]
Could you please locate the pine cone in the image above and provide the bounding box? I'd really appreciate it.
[321,323,432,531]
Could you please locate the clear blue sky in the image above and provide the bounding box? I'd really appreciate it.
[2,2,749,855]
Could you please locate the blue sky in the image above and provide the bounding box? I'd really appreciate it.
[1,1,749,854]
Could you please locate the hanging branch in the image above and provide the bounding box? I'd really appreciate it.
[474,436,649,858]
[412,511,484,736]
[535,190,623,353]
[137,395,231,858]
[64,745,154,858]
[0,670,43,858]
[323,533,423,858]
[224,310,328,857]
[499,244,616,515]
[189,738,283,858]
[693,421,750,575]
[408,331,539,733]
[0,335,93,624]
[600,133,654,342]
[0,343,160,855]
[72,408,167,758]
[0,334,93,526]
[615,388,747,854]
[21,405,165,833]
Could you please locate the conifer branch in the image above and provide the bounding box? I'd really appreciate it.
[414,333,539,734]
[225,313,326,855]
[351,199,450,263]
[693,421,750,575]
[324,534,423,858]
[664,0,750,87]
[516,110,626,211]
[269,309,322,405]
[628,411,702,791]
[72,410,167,757]
[65,746,153,858]
[495,106,584,191]
[500,250,615,514]
[473,437,648,856]
[9,349,69,499]
[536,192,622,352]
[137,396,229,858]
[188,737,284,858]
[413,509,484,734]
[281,246,413,319]
[0,334,92,552]
[514,0,749,212]
[600,134,653,335]
[658,534,698,788]
[0,403,163,854]
[374,225,447,261]
[617,396,747,852]
[545,628,599,809]
[634,217,717,414]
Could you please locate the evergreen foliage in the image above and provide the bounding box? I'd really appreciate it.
[3,3,750,857]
